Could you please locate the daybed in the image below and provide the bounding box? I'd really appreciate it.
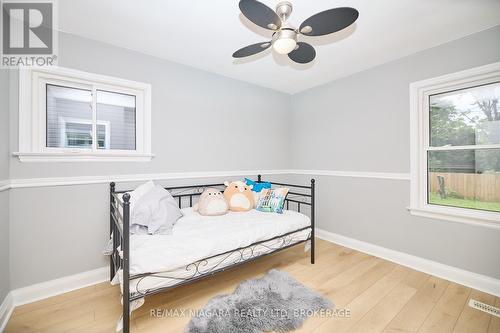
[109,175,316,333]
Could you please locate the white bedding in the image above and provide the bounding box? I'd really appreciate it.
[121,228,310,297]
[113,207,311,331]
[125,207,311,276]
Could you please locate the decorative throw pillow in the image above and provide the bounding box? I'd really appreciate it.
[256,188,289,214]
[245,178,272,208]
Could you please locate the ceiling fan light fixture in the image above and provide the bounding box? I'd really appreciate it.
[234,0,359,64]
[273,38,296,54]
[272,29,297,55]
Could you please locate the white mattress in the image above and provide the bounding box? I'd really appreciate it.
[118,208,311,294]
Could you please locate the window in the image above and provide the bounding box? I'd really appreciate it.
[16,66,152,162]
[410,62,500,227]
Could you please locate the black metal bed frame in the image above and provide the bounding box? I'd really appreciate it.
[109,175,315,333]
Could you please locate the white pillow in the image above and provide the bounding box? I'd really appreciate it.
[131,185,182,235]
[129,180,155,214]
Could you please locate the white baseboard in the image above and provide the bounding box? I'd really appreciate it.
[316,228,500,297]
[0,293,14,333]
[12,267,108,306]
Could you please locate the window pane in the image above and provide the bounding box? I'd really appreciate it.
[96,90,136,150]
[46,84,93,148]
[429,82,500,147]
[428,149,500,212]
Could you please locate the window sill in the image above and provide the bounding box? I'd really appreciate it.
[13,152,154,162]
[408,206,500,230]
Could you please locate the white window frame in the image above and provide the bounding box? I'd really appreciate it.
[409,62,500,229]
[15,66,152,162]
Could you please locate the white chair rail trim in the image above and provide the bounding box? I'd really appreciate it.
[289,169,410,180]
[0,169,410,191]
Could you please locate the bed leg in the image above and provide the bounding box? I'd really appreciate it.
[110,182,115,281]
[310,179,315,265]
[311,238,315,264]
[123,193,131,333]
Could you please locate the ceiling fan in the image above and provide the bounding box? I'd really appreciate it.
[233,0,359,64]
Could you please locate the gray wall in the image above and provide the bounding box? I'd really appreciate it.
[7,32,292,288]
[0,192,10,300]
[290,26,500,279]
[0,69,10,302]
[0,70,9,179]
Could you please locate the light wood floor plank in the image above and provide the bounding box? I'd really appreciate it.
[313,265,411,333]
[298,260,396,333]
[453,289,496,333]
[383,276,449,333]
[417,282,471,333]
[345,269,428,333]
[4,239,496,333]
[295,256,390,333]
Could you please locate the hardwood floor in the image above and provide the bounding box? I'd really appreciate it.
[5,239,499,333]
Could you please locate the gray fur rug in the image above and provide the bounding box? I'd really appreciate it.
[186,269,333,333]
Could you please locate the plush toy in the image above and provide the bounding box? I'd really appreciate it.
[193,188,229,216]
[223,180,255,212]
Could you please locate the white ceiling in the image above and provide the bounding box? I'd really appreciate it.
[58,0,500,94]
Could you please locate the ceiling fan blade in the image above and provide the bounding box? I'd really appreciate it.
[299,7,359,36]
[288,42,316,64]
[239,0,282,30]
[232,41,271,58]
